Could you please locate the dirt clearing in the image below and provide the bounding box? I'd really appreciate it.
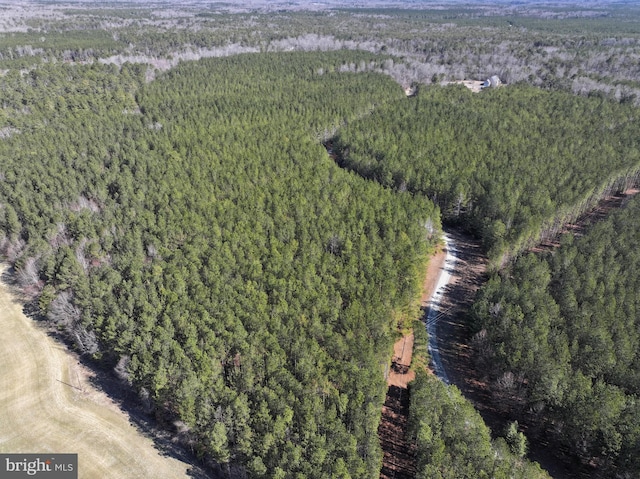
[0,266,201,479]
[441,80,486,92]
[379,242,448,479]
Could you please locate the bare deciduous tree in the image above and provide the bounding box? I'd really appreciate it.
[72,325,99,355]
[50,222,71,249]
[16,256,42,297]
[75,239,90,274]
[4,238,25,263]
[114,355,131,383]
[47,290,81,326]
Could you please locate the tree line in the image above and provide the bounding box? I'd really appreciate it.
[471,196,640,476]
[331,84,640,267]
[0,51,439,478]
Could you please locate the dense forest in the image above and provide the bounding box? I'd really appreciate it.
[472,195,640,476]
[408,321,550,479]
[0,50,442,476]
[332,84,640,266]
[2,2,640,478]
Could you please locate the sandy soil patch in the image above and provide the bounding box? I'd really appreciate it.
[387,333,415,388]
[421,247,447,306]
[386,243,447,389]
[0,266,202,478]
[441,80,486,93]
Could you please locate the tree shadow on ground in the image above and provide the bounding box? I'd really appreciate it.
[379,385,416,479]
[0,266,216,479]
[428,228,594,479]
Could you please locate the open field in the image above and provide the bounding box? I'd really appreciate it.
[441,80,487,93]
[0,266,199,479]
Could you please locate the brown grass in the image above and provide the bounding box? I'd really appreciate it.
[0,266,197,478]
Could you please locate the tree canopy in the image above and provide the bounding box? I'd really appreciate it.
[2,4,640,477]
[332,84,640,267]
[472,196,640,475]
[0,51,439,477]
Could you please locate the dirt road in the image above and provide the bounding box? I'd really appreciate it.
[379,239,449,479]
[425,233,458,384]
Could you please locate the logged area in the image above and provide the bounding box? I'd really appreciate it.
[0,268,197,478]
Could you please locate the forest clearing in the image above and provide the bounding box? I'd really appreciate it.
[379,242,447,479]
[441,80,488,93]
[0,266,201,479]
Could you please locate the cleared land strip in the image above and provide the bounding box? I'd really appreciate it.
[425,234,457,384]
[378,241,449,479]
[0,266,199,479]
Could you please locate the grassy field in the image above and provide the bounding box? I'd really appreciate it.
[0,266,198,479]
